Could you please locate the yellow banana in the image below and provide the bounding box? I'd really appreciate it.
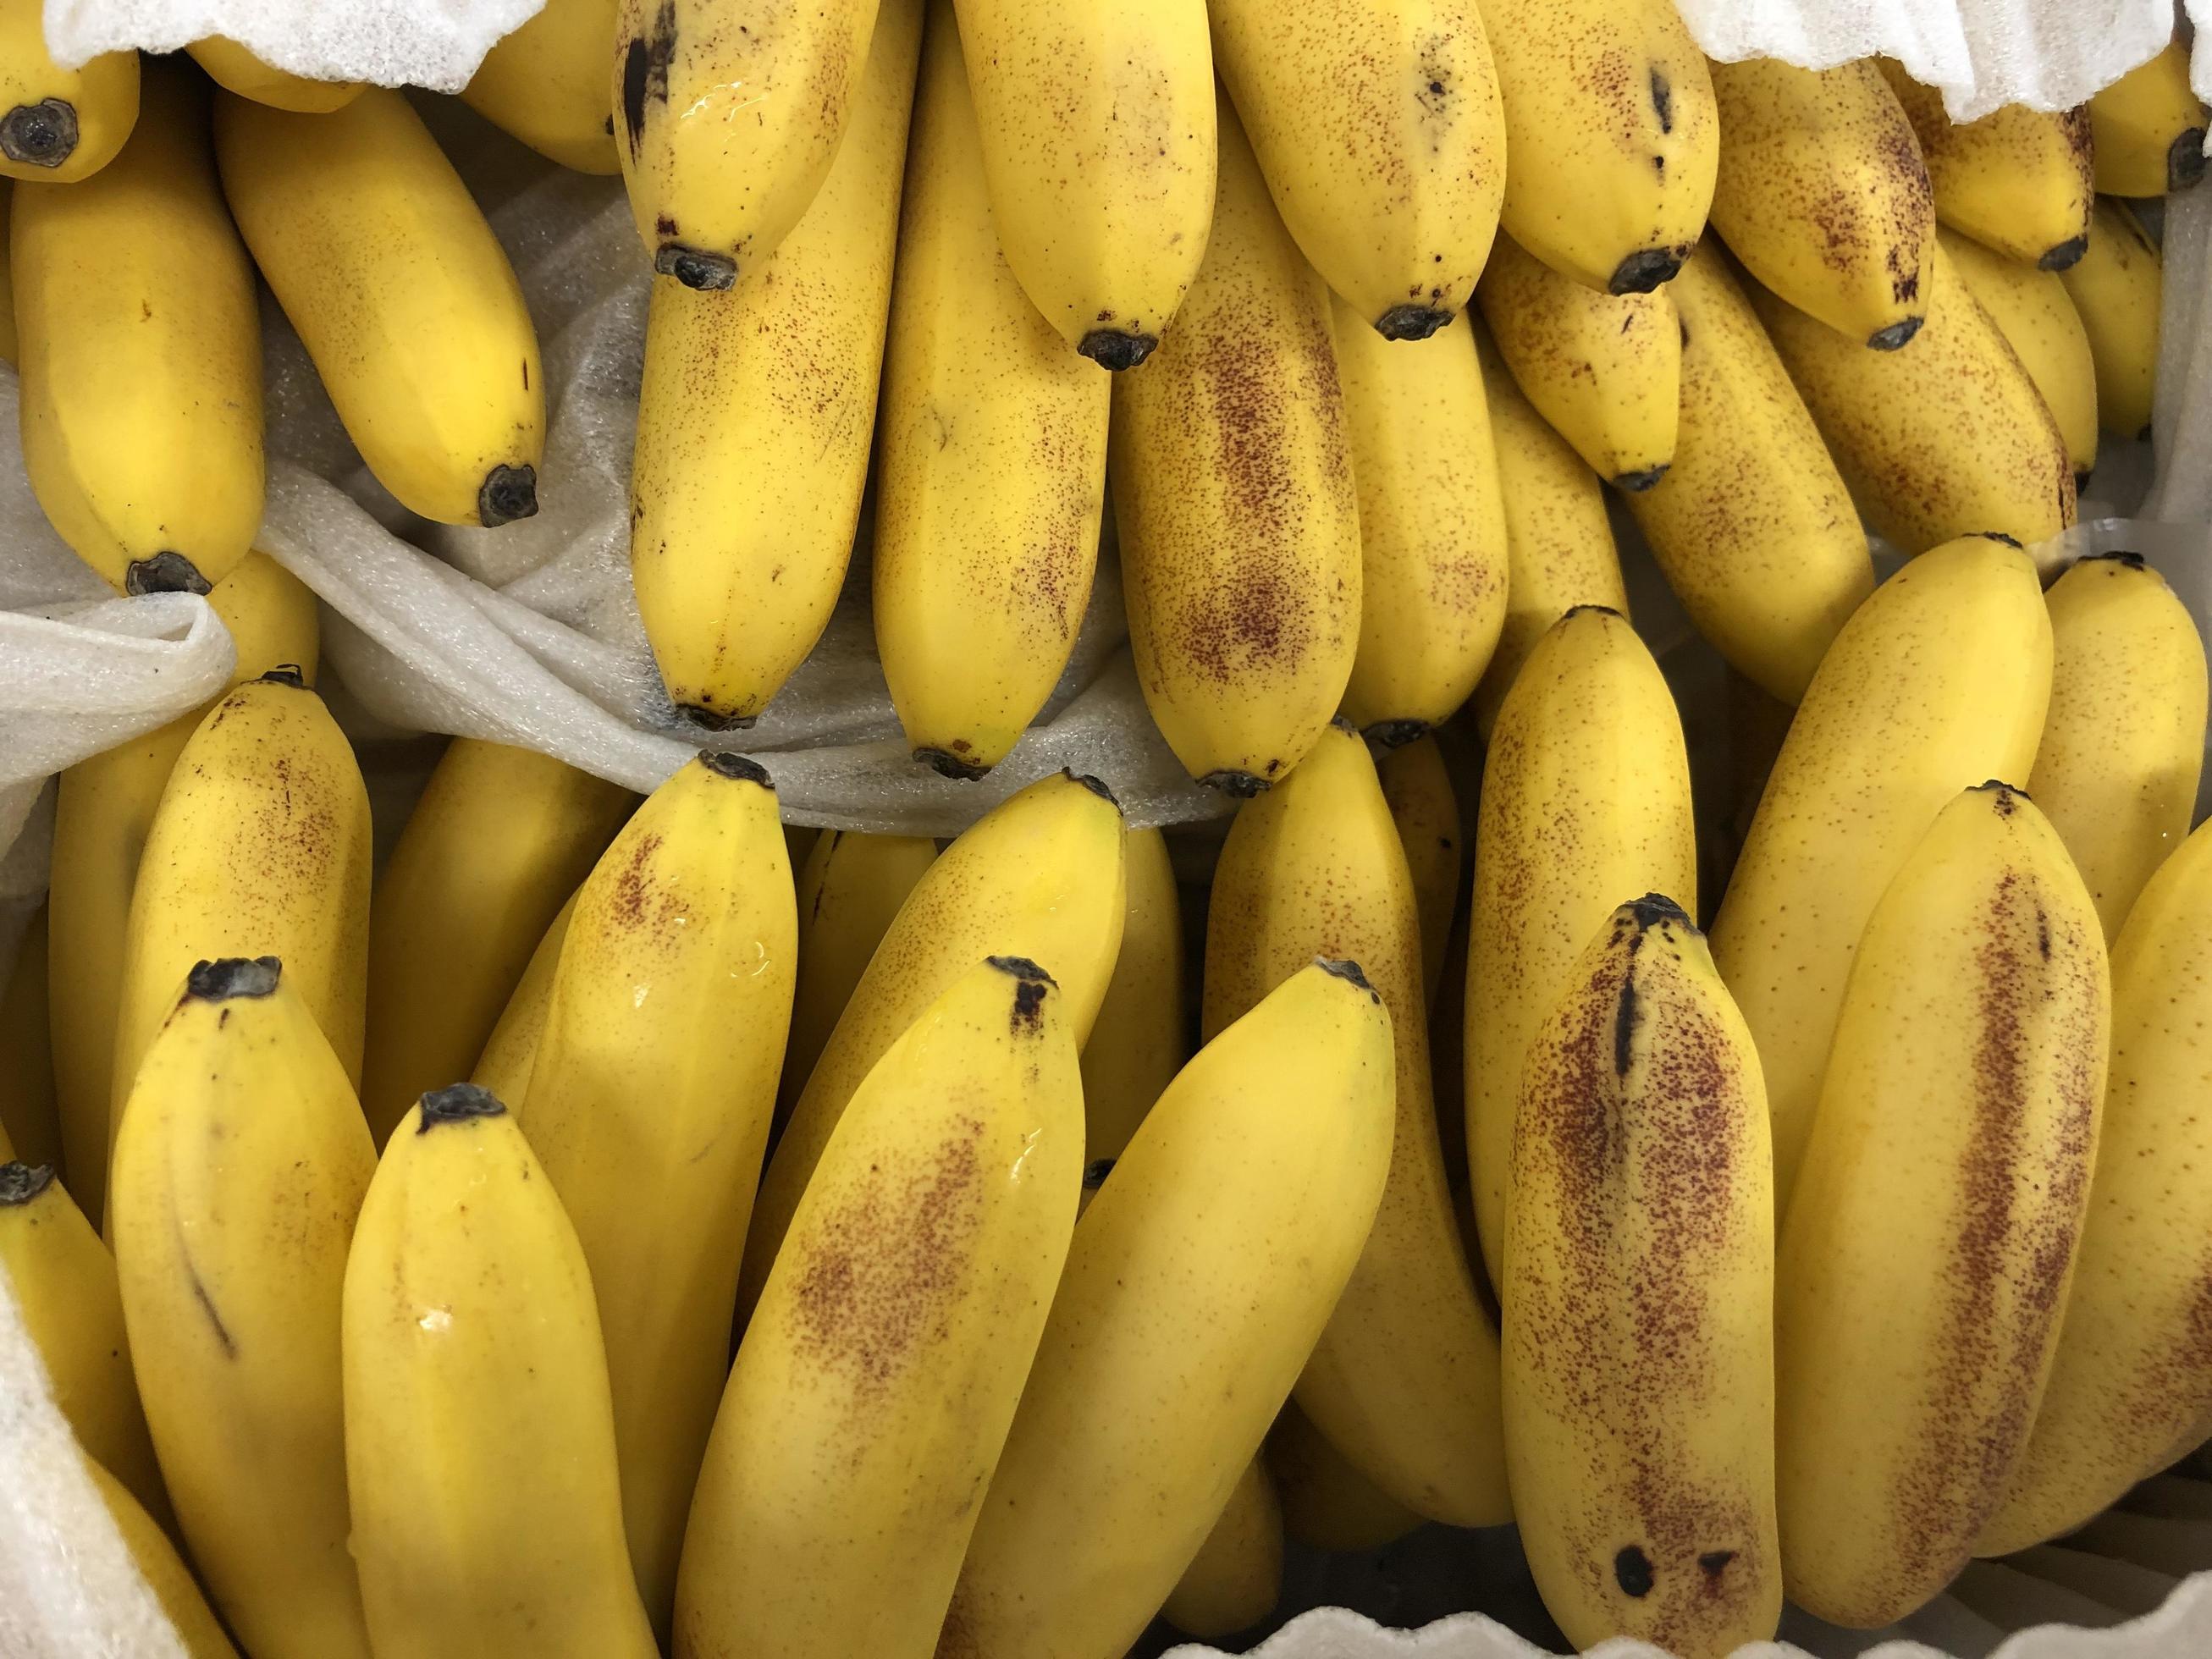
[1479,0,1717,294]
[109,958,375,1659]
[742,769,1124,1316]
[1109,91,1360,795]
[1077,825,1185,1173]
[0,907,60,1168]
[1708,58,1933,350]
[463,0,622,174]
[81,1453,235,1659]
[521,752,796,1633]
[1332,291,1507,741]
[1941,228,2099,479]
[629,0,920,730]
[1712,532,2053,1215]
[952,0,1215,367]
[1477,233,1680,489]
[1267,1403,1422,1553]
[1878,62,2093,269]
[1504,896,1780,1656]
[214,88,545,528]
[469,891,575,1109]
[1754,240,2076,555]
[1378,735,1462,1011]
[1209,0,1504,338]
[1976,818,2212,1554]
[1161,1457,1284,1640]
[361,739,631,1143]
[1465,605,1697,1287]
[940,960,1394,1657]
[185,37,359,113]
[0,180,15,365]
[343,1084,659,1658]
[1625,240,1873,703]
[2029,554,2207,942]
[676,956,1082,1656]
[0,1,137,183]
[1209,722,1509,1524]
[12,61,262,596]
[2059,197,2160,440]
[2087,39,2208,197]
[1776,783,2108,1629]
[874,6,1110,777]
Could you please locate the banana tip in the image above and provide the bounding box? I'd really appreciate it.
[2038,235,2088,272]
[1624,893,1691,930]
[0,98,78,168]
[2170,130,2208,192]
[1082,1157,1115,1191]
[916,747,991,782]
[1375,304,1454,343]
[1078,330,1156,372]
[1315,956,1378,999]
[477,465,539,528]
[1867,316,1926,351]
[0,1163,56,1206]
[1613,464,1669,493]
[1199,769,1271,799]
[656,246,738,291]
[1361,718,1430,750]
[185,956,283,1002]
[257,664,308,689]
[417,1083,507,1130]
[698,750,774,787]
[1063,769,1121,808]
[679,703,756,734]
[124,553,212,597]
[2082,549,2148,570]
[1610,248,1686,295]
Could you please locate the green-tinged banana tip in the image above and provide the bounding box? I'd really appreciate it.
[1078,329,1156,372]
[124,553,213,597]
[185,956,283,1002]
[417,1082,507,1129]
[0,1162,57,1205]
[0,98,77,168]
[477,464,539,528]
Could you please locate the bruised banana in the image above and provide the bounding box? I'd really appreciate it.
[0,0,138,184]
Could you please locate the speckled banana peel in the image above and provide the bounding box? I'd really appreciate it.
[2058,197,2161,441]
[1940,229,2099,479]
[0,0,138,184]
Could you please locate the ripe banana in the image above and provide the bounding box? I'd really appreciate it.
[2059,197,2160,440]
[361,739,631,1142]
[615,0,880,288]
[676,956,1082,1657]
[185,37,360,113]
[952,0,1215,367]
[0,1,137,183]
[1267,1402,1422,1554]
[469,892,574,1110]
[1209,0,1504,338]
[1074,826,1183,1171]
[874,5,1109,778]
[1975,818,2212,1555]
[1477,233,1680,489]
[1625,240,1873,704]
[1754,240,2076,555]
[463,0,621,174]
[2087,39,2208,197]
[1776,783,2108,1629]
[1332,292,1507,741]
[12,61,262,596]
[81,1452,235,1659]
[108,958,375,1659]
[628,0,920,730]
[1708,58,1933,350]
[1505,896,1780,1657]
[1711,534,2052,1212]
[1109,92,1360,795]
[521,752,797,1633]
[1465,605,1696,1287]
[1161,1457,1284,1640]
[940,960,1393,1657]
[0,907,60,1168]
[1941,229,2099,479]
[742,769,1124,1316]
[2028,554,2207,941]
[1378,735,1462,1011]
[342,1084,659,1658]
[1878,61,2093,269]
[214,88,545,528]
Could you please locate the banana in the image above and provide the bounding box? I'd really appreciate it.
[1209,0,1504,338]
[742,769,1124,1316]
[1625,240,1873,703]
[112,670,372,1161]
[628,0,920,730]
[1776,783,2108,1629]
[1941,229,2099,479]
[2059,197,2160,440]
[1975,818,2212,1555]
[361,739,631,1143]
[1504,896,1779,1656]
[214,88,545,528]
[469,892,575,1109]
[0,1162,169,1527]
[1161,1457,1284,1640]
[12,61,262,596]
[1268,1402,1422,1553]
[1378,735,1462,1010]
[1711,534,2052,1212]
[1477,233,1680,489]
[185,37,360,113]
[2087,39,2208,197]
[108,958,375,1659]
[342,1084,659,1658]
[1077,825,1185,1174]
[47,552,319,1221]
[1109,92,1360,795]
[1878,62,2093,270]
[81,1452,236,1658]
[1708,58,1933,350]
[463,0,621,174]
[0,1,137,183]
[1209,722,1508,1524]
[1465,605,1696,1287]
[874,6,1110,777]
[0,907,61,1168]
[1468,324,1629,733]
[939,960,1394,1657]
[1332,291,1508,741]
[1754,240,2076,555]
[521,752,797,1633]
[1478,0,1717,294]
[0,181,15,365]
[676,956,1082,1657]
[952,0,1215,367]
[2028,554,2207,942]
